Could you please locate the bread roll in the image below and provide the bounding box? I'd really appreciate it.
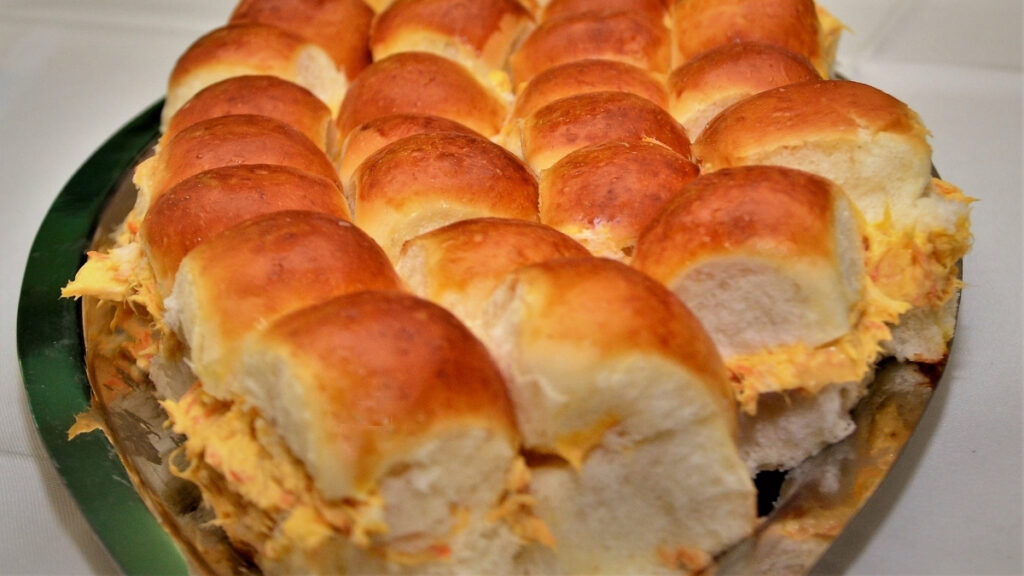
[480,257,755,573]
[339,113,480,185]
[667,41,820,139]
[162,75,339,161]
[166,211,401,400]
[509,10,670,86]
[162,23,345,127]
[670,0,829,76]
[229,0,374,80]
[230,290,526,571]
[140,164,350,297]
[694,80,931,226]
[396,217,590,336]
[539,140,698,259]
[633,165,864,358]
[631,165,901,471]
[132,114,341,219]
[370,0,534,82]
[521,90,690,172]
[512,58,668,121]
[336,51,510,141]
[350,132,539,260]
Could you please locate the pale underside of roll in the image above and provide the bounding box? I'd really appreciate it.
[59,0,975,573]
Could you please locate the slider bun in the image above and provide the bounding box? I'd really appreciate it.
[480,257,754,572]
[521,90,690,172]
[512,58,668,121]
[236,290,520,560]
[163,23,345,128]
[166,211,400,400]
[509,10,670,86]
[694,79,932,225]
[163,75,339,160]
[335,51,509,140]
[671,0,827,76]
[339,113,480,186]
[668,41,820,140]
[351,132,539,260]
[140,164,350,296]
[229,0,374,80]
[541,0,668,23]
[370,0,534,77]
[134,114,341,215]
[632,165,865,357]
[396,217,590,336]
[539,140,698,259]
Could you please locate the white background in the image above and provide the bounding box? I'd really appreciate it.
[0,1,1020,573]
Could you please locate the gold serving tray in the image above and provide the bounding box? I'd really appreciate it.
[23,101,957,575]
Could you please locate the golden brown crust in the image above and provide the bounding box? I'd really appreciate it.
[539,140,698,253]
[352,132,539,257]
[504,257,731,406]
[541,0,668,23]
[169,23,310,87]
[371,0,534,70]
[163,75,336,155]
[693,79,929,169]
[229,0,374,78]
[339,113,480,185]
[670,0,823,73]
[632,165,840,281]
[509,10,670,86]
[401,217,590,296]
[667,41,820,136]
[253,290,519,489]
[181,211,401,351]
[140,165,350,294]
[145,114,341,203]
[335,51,509,140]
[521,91,691,172]
[513,59,668,120]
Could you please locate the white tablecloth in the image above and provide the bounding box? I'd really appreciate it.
[1,1,1020,574]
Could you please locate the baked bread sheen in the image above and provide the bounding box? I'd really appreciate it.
[60,0,973,574]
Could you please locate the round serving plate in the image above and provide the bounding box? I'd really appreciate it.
[17,102,956,576]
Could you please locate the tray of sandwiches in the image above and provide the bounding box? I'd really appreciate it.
[21,0,973,574]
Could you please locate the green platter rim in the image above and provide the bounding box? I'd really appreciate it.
[16,100,189,576]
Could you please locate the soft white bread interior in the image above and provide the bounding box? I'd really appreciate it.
[694,80,973,360]
[632,165,901,471]
[539,139,698,259]
[233,290,530,572]
[694,79,932,227]
[480,257,756,573]
[349,131,539,261]
[165,211,401,400]
[633,165,866,358]
[162,23,346,128]
[395,217,590,338]
[229,0,375,80]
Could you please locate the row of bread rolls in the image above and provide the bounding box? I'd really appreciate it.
[61,0,972,573]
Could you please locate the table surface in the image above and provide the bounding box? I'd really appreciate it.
[2,1,1021,574]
